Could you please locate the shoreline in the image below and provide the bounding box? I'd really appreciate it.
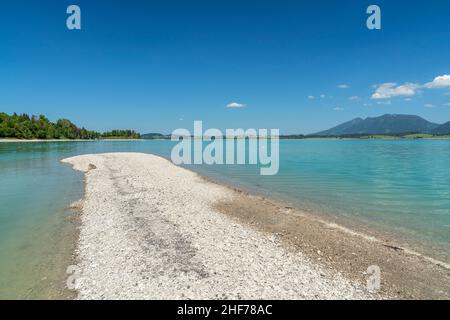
[213,189,450,298]
[202,173,450,267]
[201,174,450,268]
[62,152,449,299]
[0,139,98,143]
[2,137,450,144]
[195,174,450,299]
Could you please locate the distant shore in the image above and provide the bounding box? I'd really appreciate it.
[2,135,450,143]
[62,152,449,299]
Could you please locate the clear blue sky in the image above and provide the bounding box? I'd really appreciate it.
[2,0,450,134]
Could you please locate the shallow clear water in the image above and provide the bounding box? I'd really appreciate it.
[1,140,449,298]
[192,140,450,258]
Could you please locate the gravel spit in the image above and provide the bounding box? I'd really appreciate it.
[62,152,373,300]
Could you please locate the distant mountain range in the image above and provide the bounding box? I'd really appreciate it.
[313,114,450,136]
[431,121,450,135]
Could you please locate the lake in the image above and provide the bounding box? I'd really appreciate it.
[1,139,449,298]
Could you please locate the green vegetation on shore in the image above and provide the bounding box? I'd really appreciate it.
[0,112,140,140]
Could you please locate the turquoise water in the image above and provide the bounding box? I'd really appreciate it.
[193,140,450,259]
[1,140,450,298]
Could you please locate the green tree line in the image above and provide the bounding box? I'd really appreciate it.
[102,130,140,139]
[0,112,140,140]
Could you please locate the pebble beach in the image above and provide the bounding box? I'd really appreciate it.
[62,153,449,299]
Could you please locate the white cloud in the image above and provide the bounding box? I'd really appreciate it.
[226,102,246,108]
[424,104,435,108]
[371,83,419,99]
[370,74,450,101]
[443,103,450,106]
[424,75,450,89]
[348,96,360,101]
[308,95,315,100]
[377,100,392,105]
[404,98,413,101]
[333,107,344,111]
[320,94,326,98]
[337,84,350,89]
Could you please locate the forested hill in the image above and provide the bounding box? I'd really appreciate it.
[313,114,442,136]
[0,112,140,140]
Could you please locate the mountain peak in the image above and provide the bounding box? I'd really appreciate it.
[314,114,440,136]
